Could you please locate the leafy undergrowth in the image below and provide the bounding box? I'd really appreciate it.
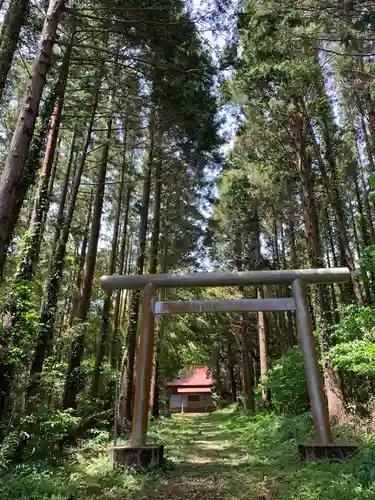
[1,409,375,499]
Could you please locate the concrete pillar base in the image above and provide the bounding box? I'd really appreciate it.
[298,442,359,461]
[110,444,164,470]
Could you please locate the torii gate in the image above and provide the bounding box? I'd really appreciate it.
[101,268,358,466]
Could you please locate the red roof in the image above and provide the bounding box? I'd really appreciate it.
[165,366,213,388]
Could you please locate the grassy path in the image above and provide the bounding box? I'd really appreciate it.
[1,409,375,499]
[133,410,373,500]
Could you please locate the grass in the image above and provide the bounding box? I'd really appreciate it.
[1,409,375,499]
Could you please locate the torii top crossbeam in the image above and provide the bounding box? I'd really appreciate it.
[101,267,350,292]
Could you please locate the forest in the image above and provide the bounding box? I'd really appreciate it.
[0,0,375,499]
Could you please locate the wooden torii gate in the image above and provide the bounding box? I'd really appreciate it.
[101,267,358,466]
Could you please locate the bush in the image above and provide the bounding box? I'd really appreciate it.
[265,347,309,414]
[330,305,375,344]
[328,306,375,414]
[14,409,81,461]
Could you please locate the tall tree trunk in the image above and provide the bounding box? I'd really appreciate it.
[273,215,288,350]
[257,286,269,404]
[295,109,347,422]
[148,151,162,276]
[308,118,362,304]
[63,117,112,410]
[353,168,371,249]
[0,0,66,277]
[241,316,254,412]
[68,191,94,326]
[2,84,56,277]
[359,157,375,244]
[253,206,269,402]
[294,111,332,322]
[110,188,132,368]
[348,192,361,258]
[92,128,127,397]
[0,0,30,104]
[28,74,102,398]
[289,219,297,267]
[325,206,347,304]
[358,98,375,172]
[234,230,254,411]
[43,143,59,223]
[280,221,295,346]
[324,242,340,324]
[121,108,155,422]
[147,147,162,417]
[214,345,224,399]
[150,228,168,419]
[12,38,73,283]
[227,340,237,403]
[0,87,58,415]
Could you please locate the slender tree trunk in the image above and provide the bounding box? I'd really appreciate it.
[308,118,362,303]
[150,229,168,418]
[0,0,66,277]
[353,169,371,249]
[348,192,361,258]
[257,286,268,404]
[358,99,375,172]
[324,243,340,324]
[227,340,237,403]
[273,215,287,349]
[233,230,254,411]
[295,109,348,422]
[27,74,102,398]
[110,188,132,368]
[68,191,94,326]
[2,85,57,277]
[92,129,127,397]
[325,206,346,304]
[289,219,297,267]
[241,316,254,412]
[294,111,332,320]
[147,148,163,416]
[148,150,162,276]
[214,345,224,399]
[280,221,295,346]
[359,157,375,244]
[63,117,112,410]
[12,39,73,283]
[0,87,58,414]
[44,144,59,221]
[122,108,155,422]
[0,0,30,104]
[358,59,375,150]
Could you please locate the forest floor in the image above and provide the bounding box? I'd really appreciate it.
[1,409,375,499]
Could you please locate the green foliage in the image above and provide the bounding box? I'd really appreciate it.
[0,411,374,499]
[328,306,375,413]
[329,341,375,375]
[265,347,310,414]
[358,246,375,294]
[330,306,375,344]
[358,442,375,489]
[0,409,81,466]
[20,409,81,452]
[0,431,23,470]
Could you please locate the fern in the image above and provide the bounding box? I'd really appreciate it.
[0,432,21,470]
